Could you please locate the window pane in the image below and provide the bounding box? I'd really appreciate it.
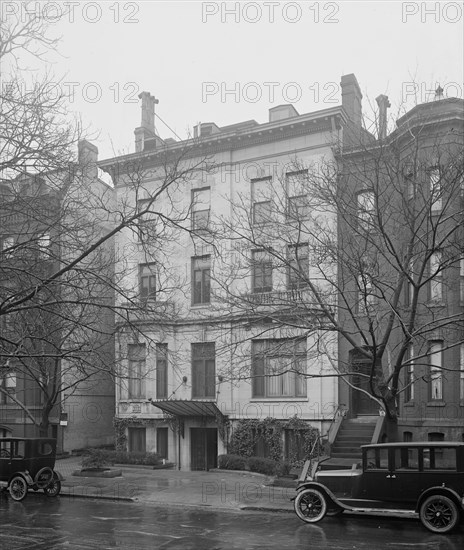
[429,342,443,400]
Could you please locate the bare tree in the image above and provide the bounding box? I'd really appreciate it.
[213,100,463,439]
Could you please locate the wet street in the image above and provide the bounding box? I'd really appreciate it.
[0,495,463,550]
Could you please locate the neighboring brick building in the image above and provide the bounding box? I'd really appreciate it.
[0,141,115,451]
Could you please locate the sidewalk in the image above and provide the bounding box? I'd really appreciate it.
[55,457,296,513]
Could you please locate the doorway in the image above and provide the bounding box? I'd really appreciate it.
[190,428,217,470]
[352,360,378,415]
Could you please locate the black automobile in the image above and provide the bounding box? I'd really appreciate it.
[294,442,464,533]
[0,438,64,501]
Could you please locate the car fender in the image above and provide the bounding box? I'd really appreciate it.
[294,481,353,511]
[8,471,33,487]
[415,486,464,513]
[53,470,64,481]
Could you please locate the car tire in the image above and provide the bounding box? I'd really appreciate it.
[43,474,61,497]
[294,488,328,523]
[9,476,28,502]
[419,494,460,534]
[34,467,54,489]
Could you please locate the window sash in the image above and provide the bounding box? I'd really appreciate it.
[429,167,442,211]
[288,244,309,289]
[251,339,306,398]
[404,346,414,402]
[156,344,168,399]
[288,195,309,220]
[192,256,211,304]
[253,201,271,225]
[430,252,442,301]
[140,264,156,301]
[192,343,215,398]
[429,341,443,400]
[128,344,146,399]
[357,190,375,229]
[252,250,272,293]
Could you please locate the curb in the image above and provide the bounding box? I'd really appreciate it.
[239,505,293,514]
[59,492,136,502]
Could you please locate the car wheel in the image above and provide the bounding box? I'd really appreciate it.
[294,488,328,523]
[419,494,460,534]
[9,476,28,502]
[34,467,54,489]
[43,475,61,497]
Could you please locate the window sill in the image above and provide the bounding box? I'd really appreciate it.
[250,398,308,402]
[190,303,211,309]
[403,402,415,407]
[427,401,446,407]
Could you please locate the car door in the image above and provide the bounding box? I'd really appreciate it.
[361,447,396,501]
[391,446,422,502]
[0,439,13,481]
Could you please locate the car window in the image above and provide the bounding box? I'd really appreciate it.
[423,447,456,470]
[39,442,53,456]
[365,448,389,470]
[12,440,25,458]
[394,448,419,470]
[0,440,11,457]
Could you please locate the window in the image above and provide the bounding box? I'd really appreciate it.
[192,255,211,305]
[460,257,464,303]
[429,166,442,211]
[128,343,146,399]
[137,198,157,242]
[37,233,50,258]
[251,177,272,225]
[429,251,442,301]
[405,259,415,307]
[288,244,309,289]
[404,345,415,402]
[365,447,389,470]
[395,447,419,470]
[287,169,310,220]
[0,371,16,404]
[128,427,146,452]
[192,187,211,231]
[288,195,310,220]
[356,190,375,230]
[403,163,416,200]
[252,250,273,293]
[157,428,168,459]
[252,339,307,398]
[460,344,464,401]
[139,263,156,302]
[429,341,443,400]
[357,272,376,314]
[156,344,168,399]
[192,342,215,398]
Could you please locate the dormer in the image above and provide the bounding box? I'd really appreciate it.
[194,122,220,138]
[269,104,299,122]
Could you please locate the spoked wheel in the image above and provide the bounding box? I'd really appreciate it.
[419,495,459,534]
[43,474,61,497]
[294,488,328,523]
[34,467,54,489]
[9,476,28,502]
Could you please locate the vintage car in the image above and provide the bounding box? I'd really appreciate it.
[0,437,64,501]
[294,442,464,534]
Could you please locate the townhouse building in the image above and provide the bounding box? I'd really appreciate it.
[101,75,367,470]
[337,93,464,444]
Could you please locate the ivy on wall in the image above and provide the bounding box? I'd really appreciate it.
[228,416,319,466]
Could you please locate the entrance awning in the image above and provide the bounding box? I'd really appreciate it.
[150,399,224,419]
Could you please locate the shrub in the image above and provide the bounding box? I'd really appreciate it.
[276,461,292,477]
[247,456,279,476]
[81,449,162,468]
[81,449,110,470]
[218,454,247,471]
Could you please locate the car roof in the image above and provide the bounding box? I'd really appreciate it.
[362,442,464,449]
[0,437,56,442]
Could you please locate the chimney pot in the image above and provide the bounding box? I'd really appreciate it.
[375,94,391,140]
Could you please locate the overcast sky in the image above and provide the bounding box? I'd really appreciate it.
[13,1,464,160]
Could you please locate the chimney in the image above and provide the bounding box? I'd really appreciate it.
[375,94,390,140]
[341,74,363,127]
[78,140,98,179]
[134,91,159,152]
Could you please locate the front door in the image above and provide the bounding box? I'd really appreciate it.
[352,361,378,415]
[190,428,217,471]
